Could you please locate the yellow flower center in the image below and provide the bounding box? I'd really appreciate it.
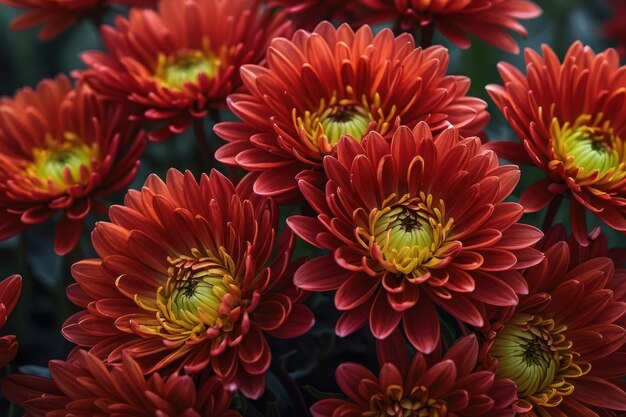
[293,88,396,155]
[551,114,626,182]
[133,247,241,344]
[24,132,99,193]
[155,49,220,90]
[363,385,447,417]
[358,193,454,277]
[491,313,590,409]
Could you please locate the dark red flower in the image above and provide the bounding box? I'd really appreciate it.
[358,0,541,53]
[482,239,626,417]
[79,0,291,141]
[604,0,626,58]
[269,0,360,31]
[62,169,314,399]
[0,275,21,368]
[0,75,145,255]
[215,22,489,203]
[487,42,626,246]
[312,331,517,417]
[2,350,241,417]
[288,122,543,353]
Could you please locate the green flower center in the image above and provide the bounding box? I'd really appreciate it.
[360,193,454,277]
[155,50,220,90]
[318,104,370,145]
[25,132,99,192]
[552,114,625,178]
[363,385,447,417]
[491,314,589,409]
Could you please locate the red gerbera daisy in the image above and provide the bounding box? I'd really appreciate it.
[486,42,626,245]
[358,0,542,53]
[2,350,241,417]
[312,331,517,417]
[79,0,291,141]
[288,122,543,353]
[0,275,21,368]
[62,169,314,399]
[215,22,489,203]
[0,75,145,255]
[604,0,626,58]
[482,239,626,417]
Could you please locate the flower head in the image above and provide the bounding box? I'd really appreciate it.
[604,0,626,58]
[215,22,489,203]
[312,331,517,417]
[487,42,626,245]
[63,169,314,399]
[0,75,145,255]
[288,122,543,353]
[0,275,21,368]
[359,0,541,53]
[79,0,292,141]
[2,350,241,417]
[269,0,360,30]
[483,239,626,416]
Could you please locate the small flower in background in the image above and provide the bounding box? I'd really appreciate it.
[288,122,543,353]
[0,275,21,369]
[0,75,146,255]
[62,169,314,399]
[482,238,626,416]
[0,0,156,41]
[358,0,542,53]
[79,0,292,141]
[487,42,626,245]
[215,22,489,203]
[604,0,626,58]
[269,0,358,30]
[311,331,517,417]
[2,350,241,417]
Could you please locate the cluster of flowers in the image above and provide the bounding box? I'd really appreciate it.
[0,0,624,416]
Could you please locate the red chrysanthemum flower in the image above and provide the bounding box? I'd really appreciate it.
[482,239,626,417]
[312,331,517,417]
[269,0,359,31]
[604,0,626,58]
[0,0,156,40]
[0,275,21,368]
[0,75,145,255]
[2,350,241,417]
[62,169,314,399]
[358,0,541,53]
[215,22,489,203]
[79,0,292,141]
[288,122,543,353]
[486,42,626,246]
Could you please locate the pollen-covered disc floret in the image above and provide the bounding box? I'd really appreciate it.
[215,22,488,203]
[483,241,626,416]
[0,75,145,255]
[80,0,291,141]
[311,332,517,417]
[288,122,543,353]
[487,42,626,245]
[62,169,313,399]
[2,351,241,417]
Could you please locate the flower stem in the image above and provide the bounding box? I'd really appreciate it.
[193,117,214,173]
[415,23,435,48]
[542,194,564,231]
[270,360,311,417]
[14,234,31,342]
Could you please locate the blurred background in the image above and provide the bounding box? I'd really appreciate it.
[0,0,622,415]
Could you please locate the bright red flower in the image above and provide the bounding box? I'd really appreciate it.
[311,331,517,417]
[288,122,543,353]
[0,275,21,368]
[2,350,241,417]
[604,0,626,58]
[0,75,145,255]
[0,0,156,40]
[358,0,541,53]
[487,42,626,246]
[79,0,291,141]
[62,169,314,399]
[482,240,626,417]
[215,22,489,203]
